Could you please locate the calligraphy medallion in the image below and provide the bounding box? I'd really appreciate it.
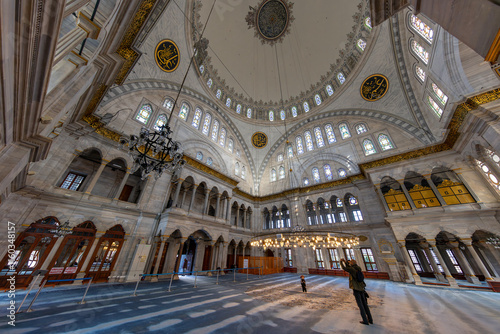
[252,132,268,149]
[246,0,294,46]
[360,74,389,101]
[155,39,180,72]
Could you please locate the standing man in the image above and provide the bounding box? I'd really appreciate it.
[340,258,373,326]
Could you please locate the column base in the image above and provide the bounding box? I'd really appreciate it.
[413,274,423,285]
[150,276,159,282]
[72,273,86,285]
[465,274,481,285]
[434,273,447,283]
[445,276,459,288]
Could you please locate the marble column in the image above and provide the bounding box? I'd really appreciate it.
[113,171,131,200]
[401,184,417,209]
[203,189,210,215]
[188,185,197,213]
[235,208,240,227]
[449,242,480,284]
[180,189,188,209]
[242,208,247,229]
[39,237,65,271]
[85,161,107,194]
[175,240,186,273]
[150,239,166,282]
[427,240,459,287]
[79,236,100,274]
[462,239,494,281]
[398,242,423,285]
[225,197,232,222]
[427,178,447,206]
[421,242,446,282]
[64,0,91,18]
[215,193,221,218]
[171,180,183,208]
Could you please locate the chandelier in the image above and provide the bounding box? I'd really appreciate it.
[486,236,500,248]
[119,124,185,180]
[49,220,73,237]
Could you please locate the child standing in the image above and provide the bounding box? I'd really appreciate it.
[300,275,307,293]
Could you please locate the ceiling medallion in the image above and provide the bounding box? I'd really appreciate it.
[252,132,268,149]
[360,74,389,101]
[155,39,180,72]
[246,0,294,46]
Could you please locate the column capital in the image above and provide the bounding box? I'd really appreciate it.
[77,12,101,39]
[461,239,474,246]
[216,193,222,198]
[427,240,437,247]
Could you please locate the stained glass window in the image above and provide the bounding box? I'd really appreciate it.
[325,124,336,144]
[410,14,434,44]
[356,124,367,134]
[226,98,231,107]
[207,78,213,88]
[357,39,367,51]
[219,127,226,147]
[296,136,304,155]
[339,123,351,139]
[324,164,333,180]
[292,106,298,117]
[365,17,372,30]
[326,85,334,96]
[241,166,246,179]
[271,168,276,182]
[475,159,500,191]
[336,198,343,207]
[269,110,274,121]
[236,104,242,114]
[411,40,429,64]
[207,157,213,165]
[136,104,152,124]
[277,154,284,162]
[304,131,314,151]
[279,166,285,179]
[337,72,346,84]
[236,149,240,157]
[235,162,240,176]
[280,110,286,120]
[179,103,189,120]
[247,108,252,118]
[202,113,211,135]
[428,96,443,117]
[196,152,203,160]
[315,94,322,106]
[163,98,174,111]
[416,66,426,82]
[287,145,294,158]
[338,168,347,178]
[211,120,219,141]
[303,178,309,186]
[228,139,234,153]
[199,65,204,73]
[154,114,167,130]
[312,167,320,183]
[314,127,325,148]
[378,134,394,150]
[432,83,448,105]
[486,149,500,165]
[303,101,310,112]
[216,89,222,99]
[192,108,202,129]
[349,196,358,205]
[363,139,376,155]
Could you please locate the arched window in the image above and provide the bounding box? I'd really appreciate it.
[269,110,274,121]
[303,101,310,112]
[428,96,443,117]
[410,14,434,44]
[277,154,284,162]
[378,134,394,150]
[216,89,222,99]
[291,106,298,117]
[325,124,336,144]
[226,98,231,107]
[304,131,314,151]
[431,167,475,205]
[163,98,174,111]
[338,168,347,178]
[235,162,240,176]
[236,150,240,157]
[411,40,429,64]
[355,123,367,134]
[207,78,213,88]
[219,128,226,146]
[324,164,333,180]
[154,114,167,130]
[296,136,304,155]
[326,85,334,96]
[211,120,219,141]
[303,178,310,186]
[475,159,500,191]
[241,166,246,179]
[363,139,377,155]
[236,104,242,114]
[357,39,366,51]
[312,167,321,183]
[346,195,363,221]
[207,157,213,165]
[196,152,203,160]
[415,65,426,82]
[431,83,448,105]
[202,113,211,135]
[279,166,285,179]
[135,104,152,124]
[314,127,325,148]
[337,72,346,84]
[247,108,252,118]
[287,145,294,158]
[228,139,234,153]
[192,108,202,129]
[339,123,351,139]
[280,110,286,120]
[179,102,189,120]
[315,94,322,106]
[270,168,277,182]
[365,17,372,30]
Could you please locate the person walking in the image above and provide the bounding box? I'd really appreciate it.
[300,275,307,293]
[340,258,373,325]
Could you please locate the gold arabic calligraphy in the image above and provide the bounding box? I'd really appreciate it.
[361,74,389,101]
[155,40,179,72]
[252,132,268,148]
